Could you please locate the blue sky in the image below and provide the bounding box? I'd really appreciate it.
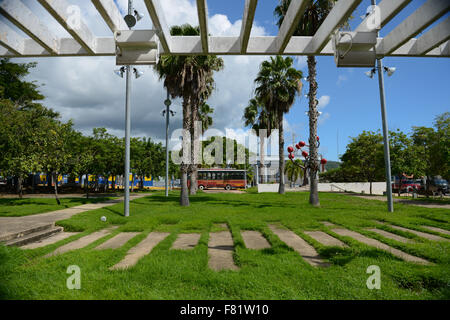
[206,0,450,161]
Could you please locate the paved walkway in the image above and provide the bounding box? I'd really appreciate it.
[0,194,147,239]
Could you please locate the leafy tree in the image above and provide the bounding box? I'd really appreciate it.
[155,24,224,205]
[285,159,304,187]
[254,56,302,194]
[389,130,426,195]
[0,58,44,103]
[340,131,385,194]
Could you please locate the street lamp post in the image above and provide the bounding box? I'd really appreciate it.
[163,90,173,197]
[370,0,394,212]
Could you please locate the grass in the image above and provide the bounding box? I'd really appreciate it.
[0,197,115,217]
[0,191,449,300]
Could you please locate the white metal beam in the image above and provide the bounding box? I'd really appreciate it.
[415,16,450,55]
[356,0,411,31]
[143,0,171,53]
[275,0,310,54]
[307,0,362,53]
[0,0,59,54]
[0,20,24,55]
[38,0,97,54]
[240,0,257,54]
[196,0,209,53]
[91,0,127,32]
[380,0,450,55]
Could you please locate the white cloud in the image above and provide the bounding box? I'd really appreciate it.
[318,112,331,125]
[318,95,331,110]
[337,75,347,85]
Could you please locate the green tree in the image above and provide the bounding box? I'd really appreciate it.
[155,24,224,205]
[275,0,337,205]
[285,159,304,187]
[340,131,385,194]
[254,56,302,194]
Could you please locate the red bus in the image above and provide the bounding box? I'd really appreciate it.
[189,169,246,190]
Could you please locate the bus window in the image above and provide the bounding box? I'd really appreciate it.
[208,172,211,179]
[212,173,216,180]
[217,172,223,180]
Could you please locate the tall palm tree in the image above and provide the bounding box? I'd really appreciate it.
[285,158,304,187]
[275,0,336,206]
[243,97,277,183]
[155,24,224,205]
[254,56,303,194]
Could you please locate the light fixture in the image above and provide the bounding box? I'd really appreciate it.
[133,68,144,79]
[114,66,126,78]
[384,66,396,77]
[365,68,376,79]
[134,10,144,21]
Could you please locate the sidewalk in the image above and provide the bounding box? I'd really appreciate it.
[0,194,147,240]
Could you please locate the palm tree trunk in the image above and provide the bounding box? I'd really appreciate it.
[180,96,191,206]
[260,135,265,184]
[307,56,320,207]
[189,101,199,195]
[278,109,285,194]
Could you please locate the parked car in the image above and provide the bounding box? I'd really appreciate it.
[392,178,422,194]
[429,178,448,195]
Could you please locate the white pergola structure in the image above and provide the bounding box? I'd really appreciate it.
[0,0,448,60]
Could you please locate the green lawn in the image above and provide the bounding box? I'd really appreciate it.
[0,191,449,299]
[0,197,116,217]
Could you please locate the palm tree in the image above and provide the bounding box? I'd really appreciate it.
[285,159,304,187]
[243,97,277,183]
[198,101,214,131]
[275,0,336,206]
[254,56,303,194]
[155,24,224,205]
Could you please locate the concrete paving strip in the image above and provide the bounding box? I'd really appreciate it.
[377,222,449,242]
[241,231,271,250]
[208,231,239,271]
[365,228,415,244]
[95,232,140,250]
[332,228,430,265]
[420,226,450,236]
[46,226,118,257]
[21,232,80,249]
[171,233,201,250]
[304,231,348,248]
[269,225,329,267]
[320,221,338,227]
[110,232,170,270]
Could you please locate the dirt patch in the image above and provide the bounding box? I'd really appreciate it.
[110,232,170,270]
[269,225,329,267]
[332,228,429,265]
[171,233,201,250]
[241,231,271,250]
[304,231,348,248]
[208,230,239,271]
[95,232,140,250]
